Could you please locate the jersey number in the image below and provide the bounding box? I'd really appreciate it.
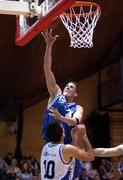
[44,160,55,179]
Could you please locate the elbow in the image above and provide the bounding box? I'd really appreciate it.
[79,154,95,162]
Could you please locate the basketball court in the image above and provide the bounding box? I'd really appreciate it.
[0,1,123,177]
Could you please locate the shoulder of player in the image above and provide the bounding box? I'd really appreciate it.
[62,144,81,156]
[48,92,63,105]
[49,85,62,99]
[76,105,84,112]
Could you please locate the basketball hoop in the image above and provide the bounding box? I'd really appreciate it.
[60,1,101,48]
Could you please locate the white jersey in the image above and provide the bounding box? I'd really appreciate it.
[40,142,75,180]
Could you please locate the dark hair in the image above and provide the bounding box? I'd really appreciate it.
[46,121,63,143]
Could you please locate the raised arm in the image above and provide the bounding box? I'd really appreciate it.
[63,124,94,161]
[42,29,61,99]
[94,144,123,157]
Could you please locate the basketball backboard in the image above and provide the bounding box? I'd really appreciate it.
[15,0,75,46]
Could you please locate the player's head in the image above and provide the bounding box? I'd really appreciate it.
[46,121,64,143]
[63,81,78,99]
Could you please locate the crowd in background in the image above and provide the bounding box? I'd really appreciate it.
[79,157,123,180]
[0,152,40,180]
[0,152,123,180]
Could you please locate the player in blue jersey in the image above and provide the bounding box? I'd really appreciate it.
[41,29,83,142]
[40,122,94,180]
[41,29,84,179]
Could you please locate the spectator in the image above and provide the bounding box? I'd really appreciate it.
[28,156,40,176]
[83,161,100,180]
[19,162,33,180]
[79,168,93,180]
[98,159,115,180]
[118,156,123,179]
[0,157,8,180]
[4,152,13,166]
[6,158,21,180]
[83,161,92,172]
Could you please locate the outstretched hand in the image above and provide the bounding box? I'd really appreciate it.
[41,29,59,46]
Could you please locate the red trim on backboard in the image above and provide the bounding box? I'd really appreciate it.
[15,0,75,46]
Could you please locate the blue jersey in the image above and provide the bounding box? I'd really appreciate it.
[62,102,77,144]
[42,94,66,142]
[42,94,77,144]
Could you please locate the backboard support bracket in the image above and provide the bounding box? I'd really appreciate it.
[0,0,32,16]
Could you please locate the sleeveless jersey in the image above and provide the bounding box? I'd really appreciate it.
[42,94,78,144]
[41,143,75,180]
[42,94,66,142]
[62,102,78,144]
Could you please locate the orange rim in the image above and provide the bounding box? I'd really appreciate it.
[62,1,101,17]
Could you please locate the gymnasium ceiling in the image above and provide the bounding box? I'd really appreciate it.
[0,0,123,118]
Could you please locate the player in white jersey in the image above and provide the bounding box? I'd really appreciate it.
[40,122,94,180]
[41,143,75,179]
[94,144,123,157]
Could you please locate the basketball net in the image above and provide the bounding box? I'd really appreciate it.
[60,1,101,48]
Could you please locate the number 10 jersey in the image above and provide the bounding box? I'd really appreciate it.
[41,142,75,179]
